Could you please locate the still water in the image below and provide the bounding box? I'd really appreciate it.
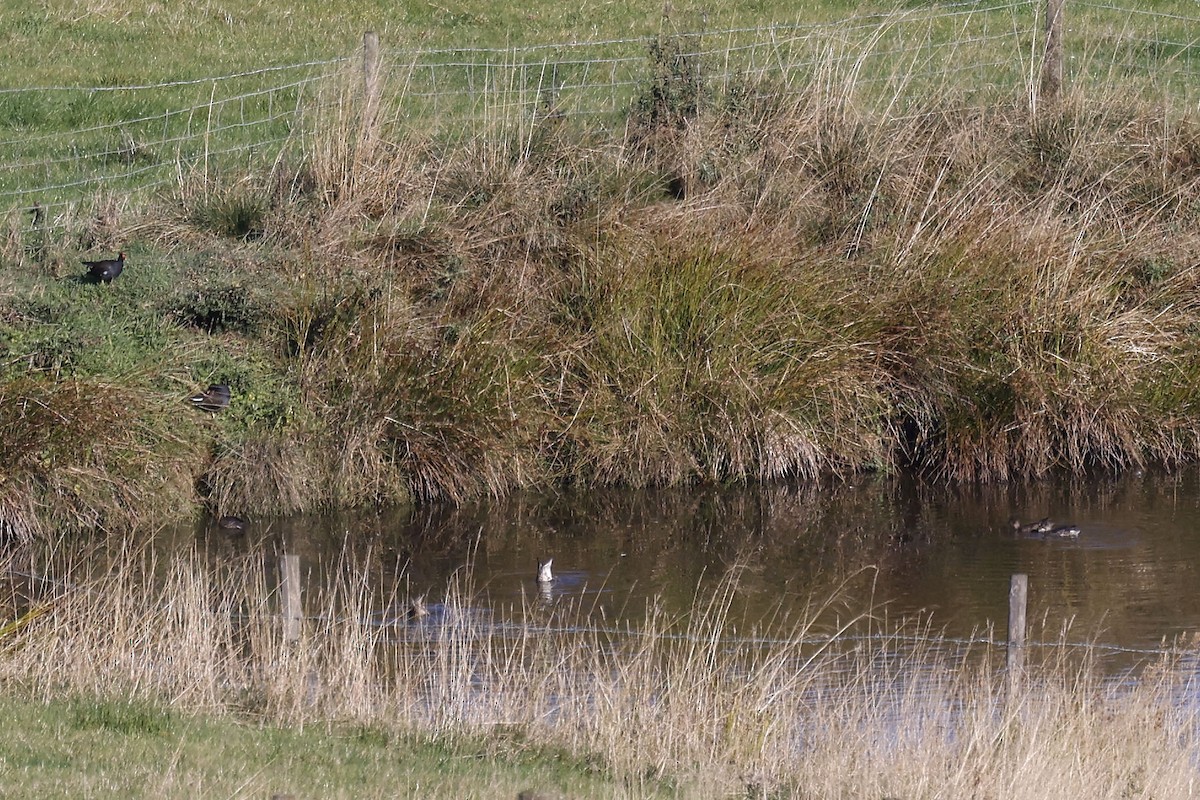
[186,467,1200,663]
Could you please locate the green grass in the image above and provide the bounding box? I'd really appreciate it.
[0,694,644,799]
[0,0,1193,87]
[5,1,1200,213]
[0,0,947,86]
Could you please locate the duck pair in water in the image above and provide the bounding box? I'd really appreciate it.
[1010,517,1081,539]
[405,559,554,622]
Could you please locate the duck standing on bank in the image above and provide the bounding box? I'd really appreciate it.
[82,251,126,283]
[189,384,232,412]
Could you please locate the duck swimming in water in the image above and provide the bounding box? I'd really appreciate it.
[1010,517,1053,536]
[217,515,247,533]
[536,558,554,584]
[406,594,429,620]
[1011,517,1080,539]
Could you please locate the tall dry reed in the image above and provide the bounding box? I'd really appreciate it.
[2,547,1198,798]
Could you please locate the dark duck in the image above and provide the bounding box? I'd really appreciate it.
[82,252,126,283]
[189,384,232,412]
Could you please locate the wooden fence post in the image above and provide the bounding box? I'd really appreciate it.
[363,31,381,119]
[280,554,302,643]
[29,201,46,265]
[1040,0,1064,102]
[1006,573,1028,699]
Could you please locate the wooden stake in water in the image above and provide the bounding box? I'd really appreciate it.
[280,554,302,643]
[1007,573,1028,698]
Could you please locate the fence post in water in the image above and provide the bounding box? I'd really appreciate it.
[1040,0,1064,103]
[1006,573,1028,698]
[280,554,302,643]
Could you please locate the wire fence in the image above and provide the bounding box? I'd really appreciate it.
[5,562,1192,685]
[3,0,1200,233]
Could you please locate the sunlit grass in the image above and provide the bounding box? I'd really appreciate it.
[0,694,643,800]
[0,0,1197,85]
[5,1,1200,212]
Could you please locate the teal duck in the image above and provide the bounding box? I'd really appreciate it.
[536,557,554,584]
[189,384,231,412]
[217,515,247,533]
[83,251,125,283]
[407,594,429,620]
[1045,523,1081,539]
[1010,517,1053,536]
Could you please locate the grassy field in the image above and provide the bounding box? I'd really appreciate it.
[0,694,646,799]
[5,4,1200,796]
[0,547,1198,798]
[0,0,1196,83]
[4,1,1200,213]
[0,0,991,84]
[3,0,1045,211]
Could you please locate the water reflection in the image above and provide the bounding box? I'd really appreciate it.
[180,467,1200,663]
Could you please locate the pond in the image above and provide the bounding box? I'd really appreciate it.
[179,467,1200,671]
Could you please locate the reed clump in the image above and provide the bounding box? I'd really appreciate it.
[6,42,1200,533]
[2,547,1198,798]
[0,374,202,542]
[274,59,1200,494]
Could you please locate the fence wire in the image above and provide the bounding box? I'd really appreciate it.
[1,0,1198,231]
[6,564,1188,684]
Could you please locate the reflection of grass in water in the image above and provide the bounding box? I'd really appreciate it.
[3,546,1198,798]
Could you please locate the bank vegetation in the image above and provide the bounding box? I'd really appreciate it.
[4,41,1200,538]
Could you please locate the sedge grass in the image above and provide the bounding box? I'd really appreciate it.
[1,546,1198,798]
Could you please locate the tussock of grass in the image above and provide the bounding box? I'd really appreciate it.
[2,548,1198,798]
[0,376,202,538]
[555,239,892,484]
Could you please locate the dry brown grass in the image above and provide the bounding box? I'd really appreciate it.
[286,64,1200,488]
[3,547,1198,798]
